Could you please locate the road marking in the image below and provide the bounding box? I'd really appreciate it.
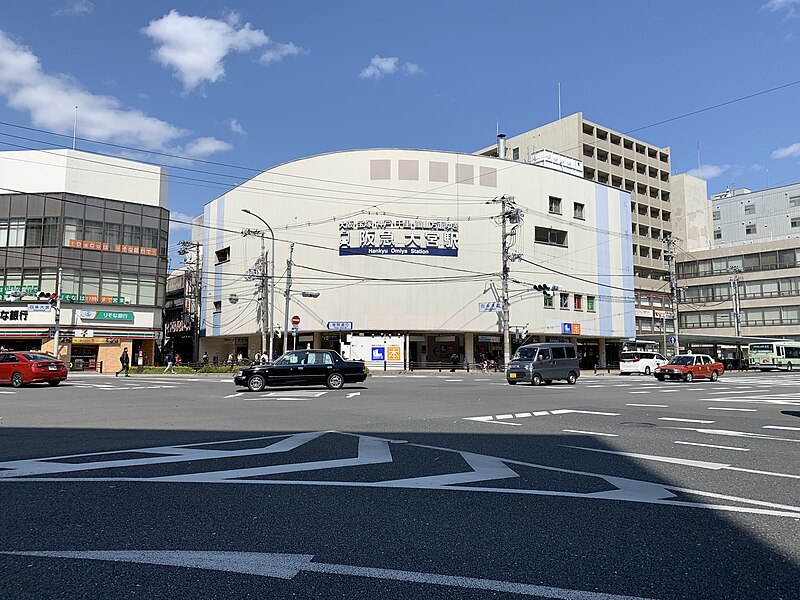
[584,384,605,388]
[514,412,532,418]
[628,391,651,394]
[0,391,16,394]
[707,407,757,412]
[566,446,800,479]
[262,391,328,398]
[658,417,715,424]
[674,441,749,452]
[445,379,463,382]
[224,393,243,399]
[657,389,679,393]
[626,404,668,407]
[496,414,515,420]
[0,550,660,600]
[464,409,619,423]
[665,427,800,443]
[3,431,800,517]
[763,425,800,431]
[562,429,618,437]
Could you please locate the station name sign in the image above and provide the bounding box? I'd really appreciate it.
[339,219,458,257]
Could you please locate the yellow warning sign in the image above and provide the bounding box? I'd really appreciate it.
[387,346,401,361]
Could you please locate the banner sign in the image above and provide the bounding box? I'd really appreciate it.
[326,321,353,331]
[79,310,134,322]
[0,309,29,321]
[60,294,130,305]
[479,302,502,312]
[339,219,458,257]
[27,304,51,312]
[69,239,158,256]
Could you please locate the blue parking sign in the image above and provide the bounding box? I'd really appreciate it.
[561,323,572,335]
[372,347,385,361]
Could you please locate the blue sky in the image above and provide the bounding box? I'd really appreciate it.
[1,1,800,245]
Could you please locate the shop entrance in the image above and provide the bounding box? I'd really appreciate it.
[70,344,98,371]
[0,338,42,352]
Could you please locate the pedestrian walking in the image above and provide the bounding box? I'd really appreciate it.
[175,353,181,366]
[163,352,175,374]
[213,352,219,366]
[202,351,209,366]
[450,352,459,372]
[227,352,234,367]
[116,348,130,377]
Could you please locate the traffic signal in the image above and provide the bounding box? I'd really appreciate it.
[49,293,58,306]
[532,284,553,297]
[37,291,58,305]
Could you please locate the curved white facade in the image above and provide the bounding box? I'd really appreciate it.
[195,149,634,366]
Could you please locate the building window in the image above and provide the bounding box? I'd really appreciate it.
[534,227,568,247]
[714,230,722,239]
[213,300,222,313]
[548,196,562,215]
[0,218,26,247]
[25,219,43,247]
[789,195,800,207]
[42,217,59,247]
[792,217,800,229]
[587,296,596,312]
[746,224,757,235]
[573,202,585,220]
[512,147,520,160]
[744,205,755,215]
[544,295,554,308]
[712,210,720,220]
[560,293,569,309]
[215,247,230,264]
[574,294,582,310]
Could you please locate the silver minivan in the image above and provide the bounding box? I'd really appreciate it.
[506,343,580,385]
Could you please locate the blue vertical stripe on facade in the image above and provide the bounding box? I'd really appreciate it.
[201,204,211,337]
[619,191,636,338]
[594,185,613,337]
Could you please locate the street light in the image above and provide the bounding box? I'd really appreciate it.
[242,209,275,360]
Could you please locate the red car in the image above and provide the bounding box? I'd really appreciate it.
[0,351,69,387]
[654,354,725,382]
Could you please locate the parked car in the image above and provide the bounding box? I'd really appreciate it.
[619,350,668,376]
[0,351,69,387]
[506,343,580,385]
[654,354,724,382]
[234,349,368,392]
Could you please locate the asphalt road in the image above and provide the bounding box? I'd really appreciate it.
[1,370,799,599]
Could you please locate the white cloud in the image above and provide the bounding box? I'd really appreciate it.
[359,56,398,80]
[227,117,246,136]
[142,10,269,92]
[53,0,94,16]
[168,211,195,236]
[260,41,303,64]
[771,141,800,159]
[687,164,730,180]
[183,136,233,158]
[0,30,230,157]
[762,0,800,18]
[404,62,422,75]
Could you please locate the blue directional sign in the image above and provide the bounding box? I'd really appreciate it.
[668,336,677,344]
[561,323,572,335]
[371,347,385,361]
[326,321,353,331]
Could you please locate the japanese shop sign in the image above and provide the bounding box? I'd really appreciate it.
[338,219,459,257]
[69,239,158,256]
[0,309,28,321]
[79,310,134,322]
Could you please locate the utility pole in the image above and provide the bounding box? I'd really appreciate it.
[178,240,202,362]
[53,268,63,358]
[488,195,522,367]
[242,210,275,361]
[283,243,294,354]
[664,235,680,356]
[729,266,742,337]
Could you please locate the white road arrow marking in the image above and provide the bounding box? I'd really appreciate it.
[0,550,660,600]
[346,392,361,398]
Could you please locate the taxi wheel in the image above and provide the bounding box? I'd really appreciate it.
[710,370,719,382]
[684,372,693,383]
[326,373,345,389]
[531,374,542,386]
[47,380,61,386]
[247,374,266,392]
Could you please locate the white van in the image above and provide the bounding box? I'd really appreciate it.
[619,351,667,376]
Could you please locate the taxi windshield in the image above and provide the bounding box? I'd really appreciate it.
[668,356,694,366]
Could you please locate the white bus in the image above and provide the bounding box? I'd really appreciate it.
[747,341,800,371]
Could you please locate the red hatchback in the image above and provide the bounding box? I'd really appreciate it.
[0,351,69,387]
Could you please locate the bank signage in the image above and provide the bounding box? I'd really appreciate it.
[0,309,29,321]
[338,219,458,257]
[79,310,134,322]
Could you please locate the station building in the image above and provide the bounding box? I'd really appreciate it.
[194,148,636,368]
[0,149,169,371]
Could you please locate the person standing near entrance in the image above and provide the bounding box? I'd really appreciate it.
[116,348,130,377]
[450,352,459,372]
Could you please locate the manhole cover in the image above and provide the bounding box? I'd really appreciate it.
[619,422,657,428]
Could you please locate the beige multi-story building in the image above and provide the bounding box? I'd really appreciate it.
[476,112,712,345]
